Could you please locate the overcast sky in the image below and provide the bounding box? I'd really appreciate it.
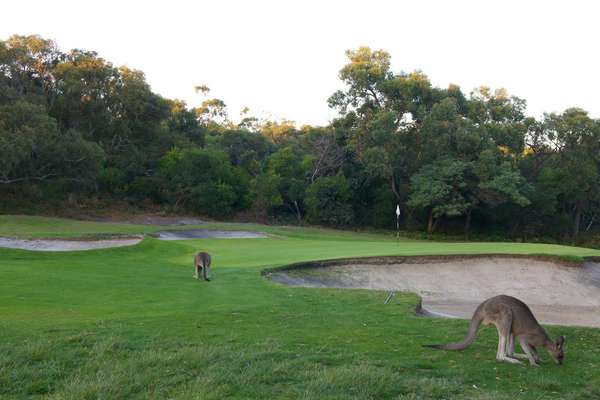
[2,0,599,126]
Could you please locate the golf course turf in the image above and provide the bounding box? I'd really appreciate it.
[1,215,600,399]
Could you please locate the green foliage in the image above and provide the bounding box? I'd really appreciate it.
[266,147,309,220]
[159,147,250,217]
[305,174,355,226]
[478,161,530,207]
[251,171,283,215]
[216,130,274,174]
[408,158,470,219]
[97,167,127,194]
[165,99,205,146]
[0,100,103,187]
[2,35,600,239]
[127,176,164,203]
[328,47,391,113]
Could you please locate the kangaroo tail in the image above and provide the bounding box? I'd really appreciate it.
[423,312,484,351]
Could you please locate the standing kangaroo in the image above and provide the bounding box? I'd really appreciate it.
[193,252,212,281]
[424,295,565,366]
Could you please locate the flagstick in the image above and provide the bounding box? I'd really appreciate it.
[395,204,401,245]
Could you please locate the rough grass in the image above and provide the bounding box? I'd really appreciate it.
[1,215,600,399]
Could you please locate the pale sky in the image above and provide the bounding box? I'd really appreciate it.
[2,0,599,126]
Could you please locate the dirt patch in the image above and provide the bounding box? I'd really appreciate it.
[0,236,143,251]
[156,230,267,240]
[266,255,600,328]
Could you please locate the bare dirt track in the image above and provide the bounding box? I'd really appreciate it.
[267,255,600,327]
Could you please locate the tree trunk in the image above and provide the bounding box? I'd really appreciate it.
[432,217,440,232]
[574,203,583,237]
[509,210,522,239]
[586,213,595,232]
[293,200,302,225]
[464,209,472,241]
[390,175,401,201]
[427,210,435,234]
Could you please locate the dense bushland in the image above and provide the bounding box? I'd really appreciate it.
[2,35,600,241]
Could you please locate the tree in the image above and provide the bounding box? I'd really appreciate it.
[416,94,530,238]
[166,99,205,146]
[260,119,298,144]
[305,174,354,227]
[250,171,282,219]
[266,146,309,222]
[537,109,600,237]
[300,127,346,183]
[328,47,391,113]
[216,130,274,175]
[0,101,103,187]
[3,35,600,242]
[328,47,447,206]
[0,35,63,107]
[408,158,470,233]
[159,147,249,217]
[196,98,228,126]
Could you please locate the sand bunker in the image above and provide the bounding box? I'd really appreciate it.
[95,216,205,226]
[156,230,267,240]
[0,229,265,251]
[0,236,143,251]
[266,255,600,328]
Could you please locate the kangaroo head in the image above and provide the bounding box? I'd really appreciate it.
[550,335,565,365]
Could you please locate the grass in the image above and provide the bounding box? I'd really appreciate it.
[1,215,600,399]
[0,214,402,242]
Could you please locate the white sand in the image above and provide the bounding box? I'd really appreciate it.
[0,229,266,251]
[0,237,143,251]
[269,256,600,327]
[156,230,267,240]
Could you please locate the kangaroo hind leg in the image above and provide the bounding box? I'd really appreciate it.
[494,309,522,364]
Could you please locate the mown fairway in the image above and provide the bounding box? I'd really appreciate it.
[2,216,600,399]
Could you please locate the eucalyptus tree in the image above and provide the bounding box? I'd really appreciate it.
[165,99,205,146]
[0,101,103,187]
[305,173,354,227]
[159,147,250,217]
[411,93,530,237]
[265,146,309,222]
[328,47,437,205]
[408,157,469,233]
[0,35,63,107]
[532,109,600,237]
[0,36,103,193]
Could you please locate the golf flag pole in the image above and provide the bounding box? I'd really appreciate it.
[396,204,401,242]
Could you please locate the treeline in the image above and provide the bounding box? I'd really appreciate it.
[2,36,600,241]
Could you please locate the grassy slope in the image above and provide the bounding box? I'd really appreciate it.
[1,215,600,399]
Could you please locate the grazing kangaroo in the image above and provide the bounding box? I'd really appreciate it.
[193,252,212,281]
[424,295,565,366]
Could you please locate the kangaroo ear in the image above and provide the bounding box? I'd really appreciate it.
[557,335,565,348]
